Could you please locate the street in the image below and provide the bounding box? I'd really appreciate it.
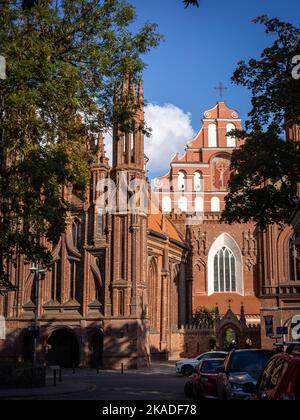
[36,362,189,400]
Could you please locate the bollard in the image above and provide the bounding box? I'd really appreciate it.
[59,368,62,382]
[121,363,124,374]
[72,363,75,374]
[97,366,100,374]
[53,370,57,387]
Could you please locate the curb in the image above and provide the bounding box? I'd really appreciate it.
[0,382,96,400]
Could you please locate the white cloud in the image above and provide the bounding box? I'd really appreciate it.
[144,103,194,176]
[102,103,195,177]
[103,130,113,163]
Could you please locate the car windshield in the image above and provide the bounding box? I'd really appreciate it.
[200,360,224,374]
[230,351,274,373]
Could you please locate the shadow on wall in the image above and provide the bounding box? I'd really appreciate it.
[102,318,151,370]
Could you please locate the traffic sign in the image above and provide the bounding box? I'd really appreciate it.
[276,327,288,336]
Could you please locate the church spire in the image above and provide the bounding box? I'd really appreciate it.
[138,79,144,105]
[97,131,108,165]
[129,75,137,105]
[122,74,130,100]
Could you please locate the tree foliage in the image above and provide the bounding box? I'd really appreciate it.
[0,0,161,290]
[192,307,219,327]
[222,16,300,229]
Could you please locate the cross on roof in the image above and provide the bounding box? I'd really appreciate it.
[214,82,227,101]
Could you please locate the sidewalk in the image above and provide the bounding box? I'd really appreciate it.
[0,375,95,399]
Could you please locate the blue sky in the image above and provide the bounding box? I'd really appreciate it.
[105,1,299,177]
[132,0,299,129]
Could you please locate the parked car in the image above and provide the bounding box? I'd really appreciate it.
[176,351,227,376]
[247,349,300,400]
[217,349,275,400]
[193,359,225,400]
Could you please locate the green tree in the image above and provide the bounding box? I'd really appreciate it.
[0,0,161,291]
[222,16,300,229]
[192,307,218,327]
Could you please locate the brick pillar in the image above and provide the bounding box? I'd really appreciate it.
[130,223,138,316]
[179,263,186,327]
[160,270,169,351]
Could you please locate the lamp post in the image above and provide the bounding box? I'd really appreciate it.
[29,261,45,367]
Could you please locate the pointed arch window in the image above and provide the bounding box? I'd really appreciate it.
[51,259,62,302]
[214,247,236,293]
[72,220,82,248]
[122,134,126,156]
[148,259,158,329]
[130,132,135,162]
[290,231,300,281]
[69,259,81,302]
[208,233,243,296]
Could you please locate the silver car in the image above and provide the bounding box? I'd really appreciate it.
[217,349,275,400]
[175,351,227,376]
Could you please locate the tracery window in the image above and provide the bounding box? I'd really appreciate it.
[214,246,236,292]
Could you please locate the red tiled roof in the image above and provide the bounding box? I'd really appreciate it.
[148,213,185,244]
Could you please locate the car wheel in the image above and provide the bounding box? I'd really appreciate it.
[181,365,194,377]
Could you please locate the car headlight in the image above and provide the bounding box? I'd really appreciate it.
[230,382,244,392]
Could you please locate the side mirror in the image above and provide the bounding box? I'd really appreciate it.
[242,382,256,394]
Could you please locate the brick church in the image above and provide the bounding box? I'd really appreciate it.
[0,79,299,369]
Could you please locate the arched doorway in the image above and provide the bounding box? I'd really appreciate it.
[21,330,34,363]
[89,329,104,368]
[47,329,80,368]
[222,327,239,351]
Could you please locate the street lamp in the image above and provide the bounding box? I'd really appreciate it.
[29,261,46,367]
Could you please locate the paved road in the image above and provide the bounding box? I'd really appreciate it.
[42,362,189,400]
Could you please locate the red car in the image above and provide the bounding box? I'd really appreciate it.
[248,349,300,400]
[193,359,225,400]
